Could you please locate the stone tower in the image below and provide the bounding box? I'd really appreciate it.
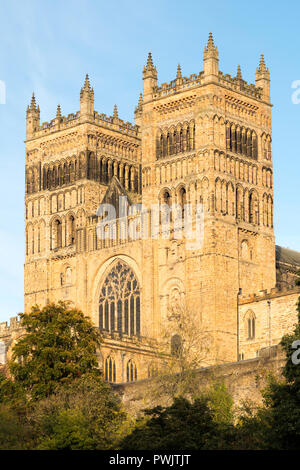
[24,35,275,380]
[136,33,275,364]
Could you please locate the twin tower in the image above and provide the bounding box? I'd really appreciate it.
[24,34,275,382]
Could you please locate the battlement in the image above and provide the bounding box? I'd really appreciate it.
[27,109,140,140]
[154,72,203,98]
[239,285,300,304]
[152,69,262,101]
[218,71,263,99]
[142,33,269,105]
[0,315,22,336]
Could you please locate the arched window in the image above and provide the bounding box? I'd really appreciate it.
[126,359,137,382]
[249,191,259,225]
[52,219,62,249]
[65,266,72,285]
[245,311,256,340]
[162,190,171,206]
[47,169,52,189]
[148,364,158,378]
[98,260,140,337]
[178,187,186,214]
[105,356,116,383]
[171,334,182,357]
[67,215,75,245]
[160,134,164,158]
[241,240,249,260]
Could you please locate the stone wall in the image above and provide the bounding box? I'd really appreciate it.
[114,347,285,417]
[0,316,23,364]
[239,286,300,360]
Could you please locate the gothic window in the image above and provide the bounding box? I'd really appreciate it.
[52,218,62,249]
[245,311,256,340]
[241,240,249,260]
[157,122,195,159]
[162,190,171,206]
[126,359,137,382]
[47,169,51,189]
[248,317,255,339]
[160,134,163,158]
[186,126,190,151]
[88,153,95,180]
[67,214,76,245]
[226,122,258,160]
[148,364,158,378]
[249,191,259,225]
[105,356,116,383]
[65,266,72,285]
[98,260,141,337]
[178,186,186,216]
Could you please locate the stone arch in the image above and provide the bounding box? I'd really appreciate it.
[50,215,62,249]
[104,355,117,383]
[244,309,256,339]
[249,189,259,225]
[126,359,137,382]
[97,257,141,336]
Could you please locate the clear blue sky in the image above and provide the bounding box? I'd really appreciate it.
[0,0,299,321]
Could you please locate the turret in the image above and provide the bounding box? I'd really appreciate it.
[134,93,143,126]
[256,54,270,102]
[80,74,94,120]
[26,93,40,139]
[55,104,62,129]
[175,63,183,90]
[142,52,157,103]
[203,32,219,83]
[113,104,119,124]
[236,64,242,80]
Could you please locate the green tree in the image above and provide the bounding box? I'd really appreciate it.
[121,396,235,450]
[0,404,33,450]
[8,302,102,401]
[234,291,300,450]
[31,374,133,450]
[260,294,300,449]
[204,380,234,426]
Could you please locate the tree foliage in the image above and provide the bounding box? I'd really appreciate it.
[121,396,235,450]
[8,302,102,401]
[259,294,300,449]
[234,291,300,450]
[0,404,33,450]
[30,374,133,450]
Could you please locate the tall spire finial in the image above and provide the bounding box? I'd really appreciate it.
[113,104,118,119]
[138,93,143,107]
[176,63,182,79]
[256,53,270,102]
[206,32,216,51]
[30,92,36,110]
[80,73,94,98]
[56,104,61,118]
[258,53,267,73]
[84,73,91,91]
[146,51,154,71]
[237,64,242,80]
[135,93,143,114]
[80,74,94,117]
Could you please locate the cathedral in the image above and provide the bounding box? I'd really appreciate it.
[1,34,299,382]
